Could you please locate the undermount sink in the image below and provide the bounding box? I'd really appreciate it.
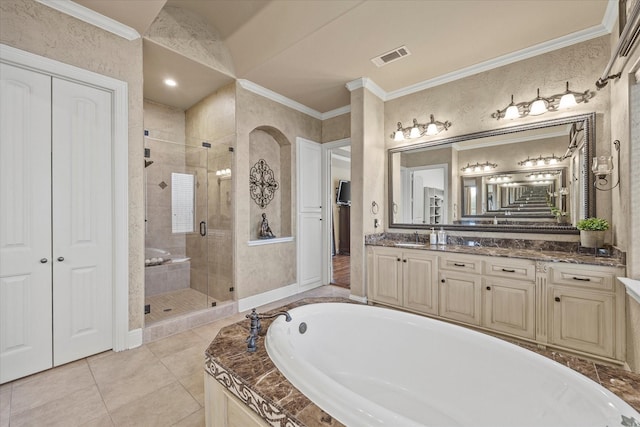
[394,243,427,248]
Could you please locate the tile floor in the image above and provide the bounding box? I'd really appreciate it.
[2,284,639,426]
[0,285,349,427]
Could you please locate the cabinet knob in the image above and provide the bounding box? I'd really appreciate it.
[397,258,401,262]
[57,257,65,262]
[441,279,445,283]
[554,297,561,302]
[40,258,48,263]
[486,286,491,291]
[403,259,407,263]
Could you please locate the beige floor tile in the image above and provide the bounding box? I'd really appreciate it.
[146,330,205,359]
[109,382,200,427]
[191,316,242,342]
[179,372,205,407]
[172,408,205,427]
[88,346,160,385]
[10,359,95,415]
[0,384,11,427]
[10,384,107,427]
[161,345,207,380]
[80,413,115,427]
[94,359,176,412]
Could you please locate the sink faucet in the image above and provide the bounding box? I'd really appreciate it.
[246,308,292,352]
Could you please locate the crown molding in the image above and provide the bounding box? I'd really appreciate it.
[35,0,140,41]
[387,24,614,102]
[237,79,323,120]
[345,77,386,101]
[321,105,350,120]
[602,0,618,33]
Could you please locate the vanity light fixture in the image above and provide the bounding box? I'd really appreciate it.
[491,82,593,120]
[391,114,452,141]
[593,140,620,191]
[526,170,560,180]
[487,174,511,182]
[517,154,562,167]
[461,161,497,173]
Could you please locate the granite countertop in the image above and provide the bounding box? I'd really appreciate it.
[366,238,626,267]
[205,298,640,426]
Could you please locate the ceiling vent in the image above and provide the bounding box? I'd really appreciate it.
[371,46,411,67]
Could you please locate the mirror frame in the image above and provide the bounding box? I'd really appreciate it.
[388,112,595,234]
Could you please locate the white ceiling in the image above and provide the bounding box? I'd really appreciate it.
[72,0,614,113]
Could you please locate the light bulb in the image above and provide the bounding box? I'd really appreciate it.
[409,126,421,139]
[559,93,577,109]
[529,98,547,115]
[394,130,404,141]
[426,123,438,136]
[537,158,545,166]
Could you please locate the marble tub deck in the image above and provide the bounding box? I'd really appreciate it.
[206,298,640,427]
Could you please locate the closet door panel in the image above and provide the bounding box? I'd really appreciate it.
[52,78,113,365]
[0,63,53,383]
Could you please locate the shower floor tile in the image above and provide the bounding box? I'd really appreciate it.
[145,288,217,324]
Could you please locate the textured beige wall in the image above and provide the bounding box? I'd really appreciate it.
[0,0,145,330]
[608,3,640,372]
[322,113,351,143]
[350,88,386,298]
[235,85,321,299]
[143,99,186,143]
[384,36,611,243]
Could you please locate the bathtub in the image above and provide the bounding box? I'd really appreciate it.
[265,303,639,427]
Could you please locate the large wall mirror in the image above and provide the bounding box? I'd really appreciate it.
[388,113,595,233]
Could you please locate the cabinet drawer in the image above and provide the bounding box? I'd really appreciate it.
[547,265,617,291]
[439,255,482,274]
[485,258,535,282]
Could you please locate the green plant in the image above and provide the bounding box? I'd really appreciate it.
[550,207,566,217]
[576,217,609,231]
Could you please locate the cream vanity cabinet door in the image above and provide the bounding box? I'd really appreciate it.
[370,247,403,307]
[547,264,625,360]
[482,258,536,339]
[438,255,483,326]
[403,251,438,315]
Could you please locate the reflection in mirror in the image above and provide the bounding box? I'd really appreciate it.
[389,113,594,232]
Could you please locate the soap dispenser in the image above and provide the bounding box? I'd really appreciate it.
[437,227,447,245]
[429,228,437,245]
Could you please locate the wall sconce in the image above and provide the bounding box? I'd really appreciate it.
[517,154,562,167]
[491,82,594,120]
[391,114,452,141]
[593,140,620,191]
[461,161,497,173]
[487,174,511,182]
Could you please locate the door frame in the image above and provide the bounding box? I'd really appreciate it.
[321,138,351,285]
[0,44,131,351]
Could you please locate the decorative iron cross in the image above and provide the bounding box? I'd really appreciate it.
[249,159,279,208]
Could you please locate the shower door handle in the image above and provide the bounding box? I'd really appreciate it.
[200,221,207,237]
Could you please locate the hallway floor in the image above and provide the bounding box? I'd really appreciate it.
[2,284,639,426]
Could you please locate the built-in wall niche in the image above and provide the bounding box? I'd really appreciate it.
[249,126,292,240]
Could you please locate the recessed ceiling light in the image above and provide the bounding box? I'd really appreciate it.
[164,78,177,87]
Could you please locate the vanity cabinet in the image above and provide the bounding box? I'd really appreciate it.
[482,258,536,339]
[370,246,438,314]
[438,255,483,325]
[367,245,627,364]
[545,263,625,360]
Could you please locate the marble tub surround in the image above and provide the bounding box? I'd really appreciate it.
[206,298,640,426]
[366,233,625,267]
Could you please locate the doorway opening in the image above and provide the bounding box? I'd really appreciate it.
[329,144,351,288]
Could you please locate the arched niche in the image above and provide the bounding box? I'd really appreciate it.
[249,126,292,240]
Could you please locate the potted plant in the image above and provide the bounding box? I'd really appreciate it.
[576,217,609,248]
[550,207,569,224]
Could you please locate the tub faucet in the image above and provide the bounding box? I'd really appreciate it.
[246,308,292,352]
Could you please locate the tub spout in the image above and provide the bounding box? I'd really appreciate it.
[246,308,292,352]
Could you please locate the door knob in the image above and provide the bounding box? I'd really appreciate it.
[57,257,64,262]
[40,258,48,263]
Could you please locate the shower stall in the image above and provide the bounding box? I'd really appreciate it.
[144,132,233,325]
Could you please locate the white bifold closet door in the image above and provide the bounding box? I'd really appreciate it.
[0,63,113,384]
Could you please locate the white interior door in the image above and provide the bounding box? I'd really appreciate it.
[297,138,323,289]
[52,78,113,365]
[0,63,53,383]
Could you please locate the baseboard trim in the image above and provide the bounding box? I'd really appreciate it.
[125,328,143,350]
[238,283,300,312]
[349,294,368,304]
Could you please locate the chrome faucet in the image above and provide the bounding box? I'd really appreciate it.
[246,308,292,352]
